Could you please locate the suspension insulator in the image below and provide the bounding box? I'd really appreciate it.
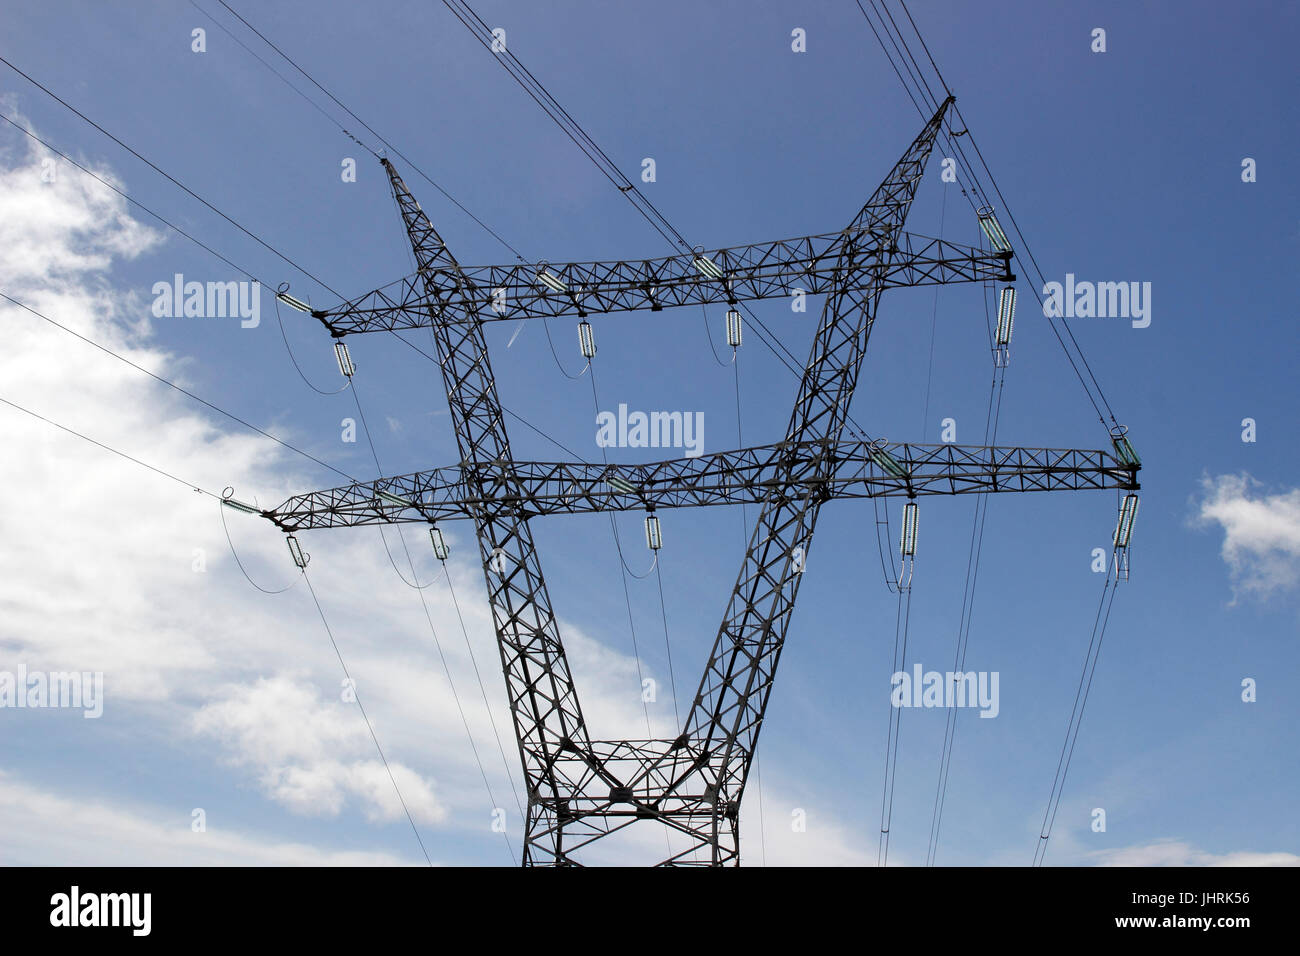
[977,206,1012,253]
[608,475,637,495]
[1110,425,1141,469]
[869,442,909,480]
[276,289,314,313]
[693,252,725,280]
[221,496,261,515]
[996,287,1016,346]
[1114,494,1140,549]
[900,500,919,558]
[377,490,415,510]
[578,320,596,359]
[334,341,356,378]
[645,512,663,551]
[429,526,450,561]
[725,309,743,348]
[537,264,568,293]
[286,534,309,568]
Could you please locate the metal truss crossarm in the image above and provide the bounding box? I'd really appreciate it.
[265,441,1137,531]
[310,230,1010,335]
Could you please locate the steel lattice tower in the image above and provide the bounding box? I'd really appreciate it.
[265,97,1139,865]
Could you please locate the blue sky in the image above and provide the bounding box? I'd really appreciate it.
[0,0,1297,866]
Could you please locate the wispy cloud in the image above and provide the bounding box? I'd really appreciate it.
[1089,838,1300,867]
[0,772,424,866]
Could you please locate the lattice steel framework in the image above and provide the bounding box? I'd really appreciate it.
[268,96,1139,865]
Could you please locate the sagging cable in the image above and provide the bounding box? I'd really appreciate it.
[218,491,296,595]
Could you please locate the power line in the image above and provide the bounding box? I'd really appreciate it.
[866,4,1131,868]
[880,0,944,112]
[3,88,557,475]
[2,348,435,867]
[0,110,262,284]
[187,0,360,149]
[899,0,952,97]
[921,240,1005,866]
[439,0,692,254]
[166,10,613,465]
[858,1,1119,428]
[926,366,1007,865]
[1033,566,1120,866]
[438,558,528,830]
[220,500,298,595]
[952,104,1117,425]
[0,394,222,500]
[441,0,883,452]
[3,106,577,489]
[733,350,767,867]
[300,567,435,866]
[702,304,733,368]
[273,296,352,396]
[346,374,520,863]
[0,351,436,866]
[857,1,991,218]
[0,53,341,298]
[4,87,586,475]
[877,583,914,866]
[3,384,431,866]
[2,51,528,860]
[208,0,527,262]
[586,365,657,739]
[204,0,882,463]
[0,289,357,483]
[853,1,1130,867]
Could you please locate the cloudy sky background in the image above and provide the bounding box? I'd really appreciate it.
[0,0,1297,866]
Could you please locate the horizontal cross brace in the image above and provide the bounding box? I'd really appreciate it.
[311,230,1013,335]
[266,440,1139,531]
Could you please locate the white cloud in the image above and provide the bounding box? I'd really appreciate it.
[1089,839,1300,867]
[0,772,423,866]
[743,795,877,866]
[0,104,160,283]
[1197,473,1300,599]
[0,108,502,841]
[192,675,445,823]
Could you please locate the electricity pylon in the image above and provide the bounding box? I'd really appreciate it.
[265,97,1140,865]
